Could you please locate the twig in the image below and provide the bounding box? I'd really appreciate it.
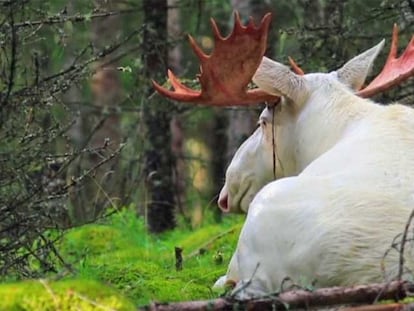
[186,227,239,259]
[90,168,121,209]
[61,143,125,193]
[230,263,261,298]
[398,208,414,280]
[39,279,59,307]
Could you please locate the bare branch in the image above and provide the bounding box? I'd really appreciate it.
[1,10,139,30]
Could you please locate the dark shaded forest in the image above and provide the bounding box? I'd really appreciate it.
[1,0,414,309]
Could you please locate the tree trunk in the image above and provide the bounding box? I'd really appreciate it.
[142,0,176,233]
[168,0,189,223]
[210,112,228,221]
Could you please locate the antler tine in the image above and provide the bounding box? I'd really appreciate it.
[388,23,399,60]
[167,70,198,94]
[288,57,304,75]
[188,35,209,62]
[210,17,225,41]
[152,12,279,106]
[233,11,244,34]
[358,24,414,98]
[152,70,198,102]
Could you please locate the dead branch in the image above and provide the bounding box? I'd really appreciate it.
[140,281,414,311]
[1,10,138,30]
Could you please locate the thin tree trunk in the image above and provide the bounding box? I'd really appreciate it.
[168,0,189,223]
[142,0,176,233]
[210,112,228,221]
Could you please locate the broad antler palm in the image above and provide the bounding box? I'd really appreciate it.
[152,12,279,106]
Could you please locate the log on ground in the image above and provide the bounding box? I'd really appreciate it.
[140,281,414,311]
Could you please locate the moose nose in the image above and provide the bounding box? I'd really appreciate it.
[218,187,230,212]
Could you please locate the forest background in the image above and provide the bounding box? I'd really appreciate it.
[1,0,414,309]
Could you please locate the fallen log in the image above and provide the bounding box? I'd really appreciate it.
[342,302,414,311]
[140,281,414,311]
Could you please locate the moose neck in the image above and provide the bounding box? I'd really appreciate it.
[277,87,374,176]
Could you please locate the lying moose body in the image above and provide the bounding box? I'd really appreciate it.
[215,42,414,297]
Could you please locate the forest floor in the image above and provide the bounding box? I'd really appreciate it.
[0,209,243,310]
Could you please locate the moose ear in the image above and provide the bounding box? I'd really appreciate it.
[336,40,385,90]
[253,57,305,102]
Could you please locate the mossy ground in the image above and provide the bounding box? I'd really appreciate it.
[0,279,136,311]
[0,209,244,310]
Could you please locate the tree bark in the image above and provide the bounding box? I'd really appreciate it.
[210,112,228,221]
[142,0,176,233]
[140,281,412,311]
[168,0,189,222]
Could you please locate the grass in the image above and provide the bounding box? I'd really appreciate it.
[0,208,244,310]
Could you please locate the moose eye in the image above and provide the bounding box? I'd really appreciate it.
[259,119,268,127]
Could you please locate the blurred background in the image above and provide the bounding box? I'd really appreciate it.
[1,0,414,279]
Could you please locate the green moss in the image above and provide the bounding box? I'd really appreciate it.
[60,224,134,259]
[0,279,135,311]
[3,210,244,307]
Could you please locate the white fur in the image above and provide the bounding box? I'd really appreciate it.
[216,41,414,298]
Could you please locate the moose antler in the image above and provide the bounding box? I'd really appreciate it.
[152,12,279,106]
[288,57,304,75]
[285,25,414,97]
[358,24,414,98]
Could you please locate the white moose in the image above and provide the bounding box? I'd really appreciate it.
[214,43,414,297]
[153,13,414,298]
